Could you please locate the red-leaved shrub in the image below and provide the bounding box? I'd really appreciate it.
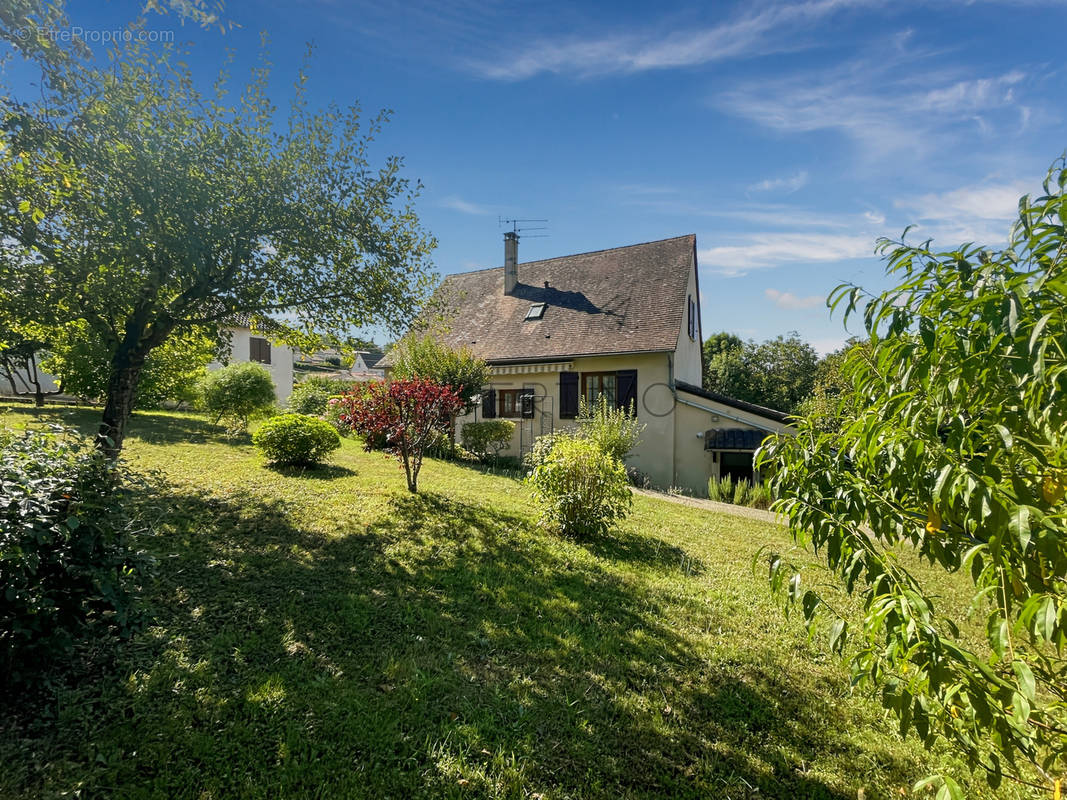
[335,377,463,492]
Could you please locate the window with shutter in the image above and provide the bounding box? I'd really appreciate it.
[582,372,617,408]
[559,372,578,419]
[616,370,637,416]
[250,337,271,365]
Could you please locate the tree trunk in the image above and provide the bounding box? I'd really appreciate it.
[97,344,148,457]
[34,387,44,408]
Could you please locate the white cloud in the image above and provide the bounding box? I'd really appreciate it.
[440,195,491,215]
[700,232,875,276]
[747,170,809,194]
[893,179,1030,243]
[863,210,886,225]
[765,288,824,309]
[465,0,872,80]
[716,53,1027,156]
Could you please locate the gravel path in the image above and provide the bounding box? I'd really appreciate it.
[631,487,784,525]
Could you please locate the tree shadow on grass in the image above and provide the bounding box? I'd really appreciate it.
[2,483,926,800]
[584,529,706,576]
[264,463,358,480]
[0,403,252,447]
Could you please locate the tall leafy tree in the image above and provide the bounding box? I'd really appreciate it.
[0,8,436,453]
[758,160,1067,797]
[703,330,817,414]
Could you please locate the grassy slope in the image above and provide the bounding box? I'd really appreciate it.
[0,405,1033,800]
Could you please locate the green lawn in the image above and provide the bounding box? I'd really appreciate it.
[0,405,1034,799]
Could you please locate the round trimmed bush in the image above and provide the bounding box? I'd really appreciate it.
[253,413,341,466]
[199,362,276,433]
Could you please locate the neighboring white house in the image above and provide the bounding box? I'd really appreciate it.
[383,233,794,496]
[211,317,294,405]
[2,317,295,406]
[352,350,385,378]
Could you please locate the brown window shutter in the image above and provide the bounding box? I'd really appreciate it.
[250,337,271,365]
[616,370,637,416]
[482,389,496,419]
[559,372,578,419]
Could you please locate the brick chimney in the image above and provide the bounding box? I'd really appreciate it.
[504,231,519,295]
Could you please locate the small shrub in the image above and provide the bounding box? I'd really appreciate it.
[199,362,276,434]
[287,377,356,416]
[576,395,645,461]
[461,420,515,462]
[707,476,723,502]
[0,425,151,686]
[528,436,632,539]
[523,431,570,472]
[719,473,734,504]
[324,395,351,435]
[749,483,773,510]
[336,378,463,492]
[626,466,652,489]
[732,478,751,506]
[252,413,341,466]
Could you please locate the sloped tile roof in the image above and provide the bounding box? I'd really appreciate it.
[360,350,385,369]
[394,235,696,364]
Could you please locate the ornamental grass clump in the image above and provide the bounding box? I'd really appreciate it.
[528,436,632,539]
[252,413,341,466]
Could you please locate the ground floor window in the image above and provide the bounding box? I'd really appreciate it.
[498,389,522,418]
[719,451,754,483]
[581,372,616,408]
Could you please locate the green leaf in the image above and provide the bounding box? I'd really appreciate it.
[17,199,31,213]
[987,615,1008,660]
[828,618,847,654]
[1012,661,1035,701]
[936,776,964,800]
[1008,506,1031,551]
[1035,597,1058,642]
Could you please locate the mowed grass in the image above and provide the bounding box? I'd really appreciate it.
[0,405,1038,800]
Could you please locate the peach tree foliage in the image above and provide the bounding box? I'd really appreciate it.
[0,17,436,456]
[337,378,462,493]
[756,159,1067,798]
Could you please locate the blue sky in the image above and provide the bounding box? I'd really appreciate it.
[11,0,1067,352]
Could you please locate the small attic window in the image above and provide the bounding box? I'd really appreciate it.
[525,303,547,321]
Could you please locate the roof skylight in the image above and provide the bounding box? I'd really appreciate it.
[525,303,547,321]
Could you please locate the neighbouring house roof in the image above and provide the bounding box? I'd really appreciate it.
[675,380,791,424]
[703,427,770,451]
[384,235,697,366]
[360,350,385,369]
[220,312,283,332]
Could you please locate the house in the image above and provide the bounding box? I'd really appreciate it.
[294,346,385,383]
[386,233,792,496]
[212,315,294,405]
[352,350,385,378]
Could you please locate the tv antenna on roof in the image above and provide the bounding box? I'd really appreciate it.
[499,217,549,238]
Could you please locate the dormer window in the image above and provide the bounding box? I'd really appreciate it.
[525,303,547,321]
